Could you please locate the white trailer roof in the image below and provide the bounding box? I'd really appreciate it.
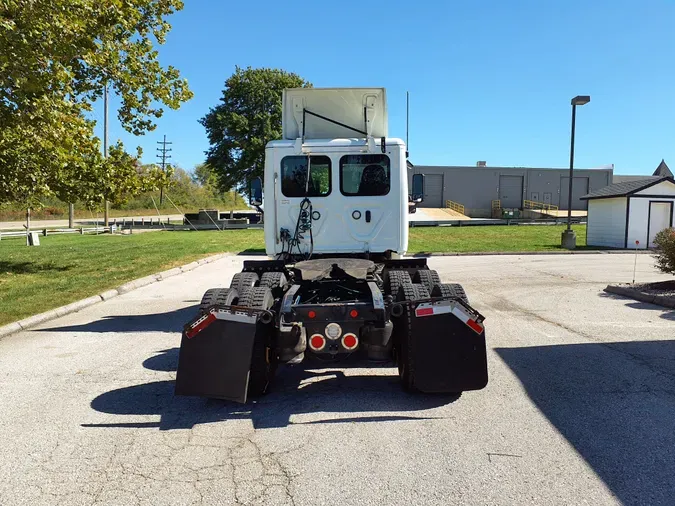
[282,88,388,140]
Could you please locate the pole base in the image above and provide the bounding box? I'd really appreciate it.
[561,229,577,250]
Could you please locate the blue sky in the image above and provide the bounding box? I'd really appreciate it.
[93,0,675,176]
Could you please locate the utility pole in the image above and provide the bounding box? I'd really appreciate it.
[103,84,109,228]
[157,135,172,205]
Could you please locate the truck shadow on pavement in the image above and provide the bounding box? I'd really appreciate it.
[87,353,459,430]
[496,339,675,506]
[41,305,199,333]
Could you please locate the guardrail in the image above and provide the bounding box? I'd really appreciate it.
[523,200,559,212]
[0,222,265,240]
[0,226,113,240]
[410,216,586,227]
[445,200,465,214]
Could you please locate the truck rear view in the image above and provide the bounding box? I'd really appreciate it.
[176,88,488,402]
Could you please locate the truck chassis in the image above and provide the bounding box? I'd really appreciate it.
[175,257,488,403]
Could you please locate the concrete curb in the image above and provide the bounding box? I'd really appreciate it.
[0,252,232,339]
[418,250,653,257]
[237,250,652,258]
[604,285,675,309]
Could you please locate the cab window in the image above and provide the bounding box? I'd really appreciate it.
[340,154,390,196]
[281,156,331,198]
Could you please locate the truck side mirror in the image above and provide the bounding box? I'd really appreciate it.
[411,173,424,203]
[249,177,263,206]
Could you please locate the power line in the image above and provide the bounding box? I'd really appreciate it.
[157,134,172,205]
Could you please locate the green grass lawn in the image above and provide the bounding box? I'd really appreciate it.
[0,225,586,326]
[409,224,586,253]
[0,230,264,325]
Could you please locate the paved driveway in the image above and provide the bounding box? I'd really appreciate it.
[0,254,673,505]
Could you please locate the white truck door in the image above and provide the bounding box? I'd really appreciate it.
[336,153,400,253]
[275,154,332,255]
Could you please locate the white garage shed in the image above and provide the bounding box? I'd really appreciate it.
[582,175,675,249]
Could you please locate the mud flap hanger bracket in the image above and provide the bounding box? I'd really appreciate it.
[184,305,275,339]
[390,297,485,333]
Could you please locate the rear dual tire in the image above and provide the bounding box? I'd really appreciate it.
[199,287,238,313]
[431,283,469,304]
[230,272,259,293]
[394,281,430,391]
[237,286,276,398]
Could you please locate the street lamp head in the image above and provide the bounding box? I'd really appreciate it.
[571,95,591,106]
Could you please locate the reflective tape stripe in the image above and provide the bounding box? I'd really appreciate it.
[186,308,257,339]
[415,307,434,316]
[213,310,257,324]
[415,302,452,317]
[451,305,470,323]
[186,313,216,339]
[466,319,484,334]
[414,301,484,334]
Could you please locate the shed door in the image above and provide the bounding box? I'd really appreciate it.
[423,174,443,207]
[648,202,673,248]
[499,175,523,209]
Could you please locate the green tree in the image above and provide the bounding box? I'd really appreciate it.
[200,66,311,192]
[191,163,247,210]
[192,163,219,190]
[0,0,193,208]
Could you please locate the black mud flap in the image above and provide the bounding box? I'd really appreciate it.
[409,299,488,393]
[175,308,263,403]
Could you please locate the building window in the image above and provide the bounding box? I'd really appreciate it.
[339,154,390,196]
[280,156,331,198]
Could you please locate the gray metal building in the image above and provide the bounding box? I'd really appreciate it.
[408,163,613,217]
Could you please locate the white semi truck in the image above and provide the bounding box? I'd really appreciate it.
[176,88,488,402]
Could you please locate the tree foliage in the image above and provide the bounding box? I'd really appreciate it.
[192,163,219,191]
[0,0,192,207]
[114,166,248,212]
[200,67,311,192]
[653,228,675,275]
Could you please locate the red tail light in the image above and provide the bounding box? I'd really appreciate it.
[349,309,359,318]
[309,334,326,351]
[341,333,358,350]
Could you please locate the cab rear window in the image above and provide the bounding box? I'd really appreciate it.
[340,154,390,196]
[281,156,331,198]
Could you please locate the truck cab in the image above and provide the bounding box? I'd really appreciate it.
[252,87,422,259]
[264,137,409,257]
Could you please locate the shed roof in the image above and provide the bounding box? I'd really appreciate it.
[653,159,673,178]
[581,176,675,200]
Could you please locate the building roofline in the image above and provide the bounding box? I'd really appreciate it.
[414,165,613,171]
[581,176,675,200]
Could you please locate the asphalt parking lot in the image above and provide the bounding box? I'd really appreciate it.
[0,253,673,506]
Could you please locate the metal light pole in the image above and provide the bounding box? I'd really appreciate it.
[561,95,590,250]
[103,84,109,229]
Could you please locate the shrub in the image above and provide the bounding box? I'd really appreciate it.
[653,227,675,275]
